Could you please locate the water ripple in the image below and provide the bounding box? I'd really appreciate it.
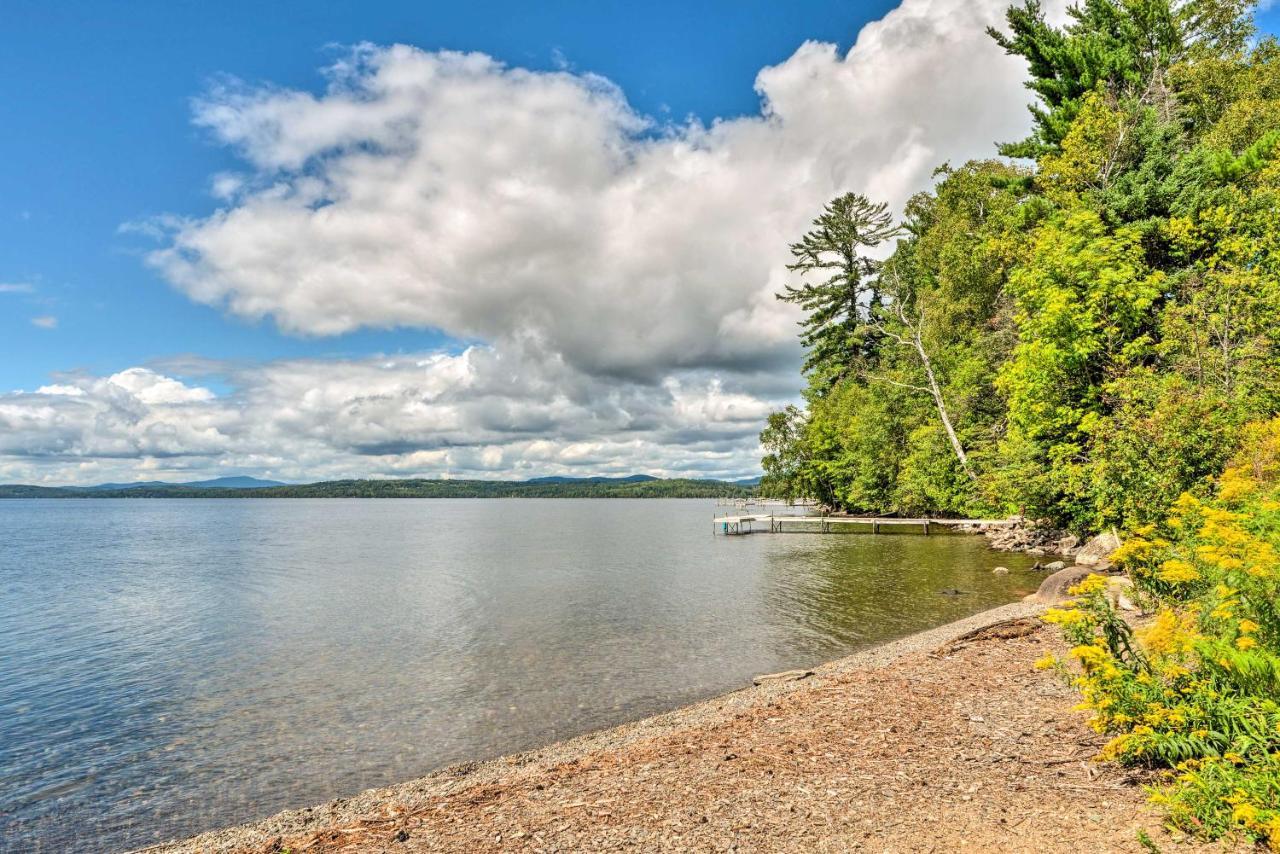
[0,499,1041,852]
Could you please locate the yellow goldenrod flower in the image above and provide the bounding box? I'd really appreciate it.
[1138,609,1200,656]
[1233,801,1259,824]
[1067,574,1108,596]
[1042,607,1088,627]
[1218,468,1258,502]
[1158,558,1200,583]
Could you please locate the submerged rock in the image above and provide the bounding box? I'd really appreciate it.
[992,566,1010,575]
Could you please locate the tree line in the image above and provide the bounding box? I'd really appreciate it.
[761,0,1280,535]
[0,478,754,500]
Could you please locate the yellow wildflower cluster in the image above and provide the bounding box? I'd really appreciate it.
[1194,508,1278,580]
[1137,608,1200,657]
[1218,465,1260,503]
[1226,788,1280,850]
[1158,558,1200,583]
[1070,642,1121,678]
[1033,653,1058,671]
[1111,534,1159,566]
[1041,418,1280,850]
[1067,573,1108,596]
[1042,605,1089,627]
[1232,618,1259,650]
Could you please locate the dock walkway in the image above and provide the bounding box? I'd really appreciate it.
[713,514,1014,536]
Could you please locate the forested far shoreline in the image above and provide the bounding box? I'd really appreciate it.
[0,478,755,500]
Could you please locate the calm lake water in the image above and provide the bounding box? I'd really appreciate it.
[0,499,1043,852]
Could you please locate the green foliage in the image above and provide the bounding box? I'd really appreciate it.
[763,162,1022,516]
[1084,371,1237,528]
[759,405,814,502]
[763,0,1280,532]
[800,379,908,512]
[995,206,1167,528]
[989,0,1253,158]
[1208,128,1280,182]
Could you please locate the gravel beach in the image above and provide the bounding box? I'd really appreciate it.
[138,601,1232,853]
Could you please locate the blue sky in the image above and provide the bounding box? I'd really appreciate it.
[3,0,1278,484]
[0,0,898,393]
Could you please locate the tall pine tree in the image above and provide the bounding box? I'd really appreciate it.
[775,193,899,389]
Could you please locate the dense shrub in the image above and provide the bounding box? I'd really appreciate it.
[1042,418,1280,848]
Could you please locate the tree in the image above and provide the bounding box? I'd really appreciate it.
[775,193,899,389]
[759,406,813,502]
[995,206,1167,529]
[756,1,1280,538]
[866,162,1025,494]
[1162,155,1280,412]
[989,0,1253,159]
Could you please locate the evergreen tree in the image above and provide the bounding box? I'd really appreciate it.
[775,193,899,388]
[989,0,1254,159]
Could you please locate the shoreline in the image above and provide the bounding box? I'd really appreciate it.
[136,599,1218,853]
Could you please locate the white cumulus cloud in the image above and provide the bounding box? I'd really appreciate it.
[149,0,1037,382]
[0,351,791,484]
[10,0,1054,484]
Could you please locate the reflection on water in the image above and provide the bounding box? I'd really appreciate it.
[0,499,1041,852]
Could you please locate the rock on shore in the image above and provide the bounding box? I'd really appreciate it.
[957,519,1120,569]
[1075,530,1122,566]
[953,518,1067,554]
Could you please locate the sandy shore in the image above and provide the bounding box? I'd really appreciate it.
[140,601,1230,853]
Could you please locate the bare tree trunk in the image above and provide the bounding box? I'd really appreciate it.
[870,268,978,483]
[904,307,978,483]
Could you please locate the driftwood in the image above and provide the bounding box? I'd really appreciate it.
[932,617,1042,656]
[752,669,814,686]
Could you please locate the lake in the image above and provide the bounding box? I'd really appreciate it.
[0,499,1043,852]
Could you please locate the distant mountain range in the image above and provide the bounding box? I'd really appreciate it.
[0,474,759,499]
[523,474,659,484]
[69,476,287,491]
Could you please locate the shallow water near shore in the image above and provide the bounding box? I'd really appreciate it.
[0,498,1043,852]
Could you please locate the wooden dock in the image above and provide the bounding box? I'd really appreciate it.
[713,514,1014,536]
